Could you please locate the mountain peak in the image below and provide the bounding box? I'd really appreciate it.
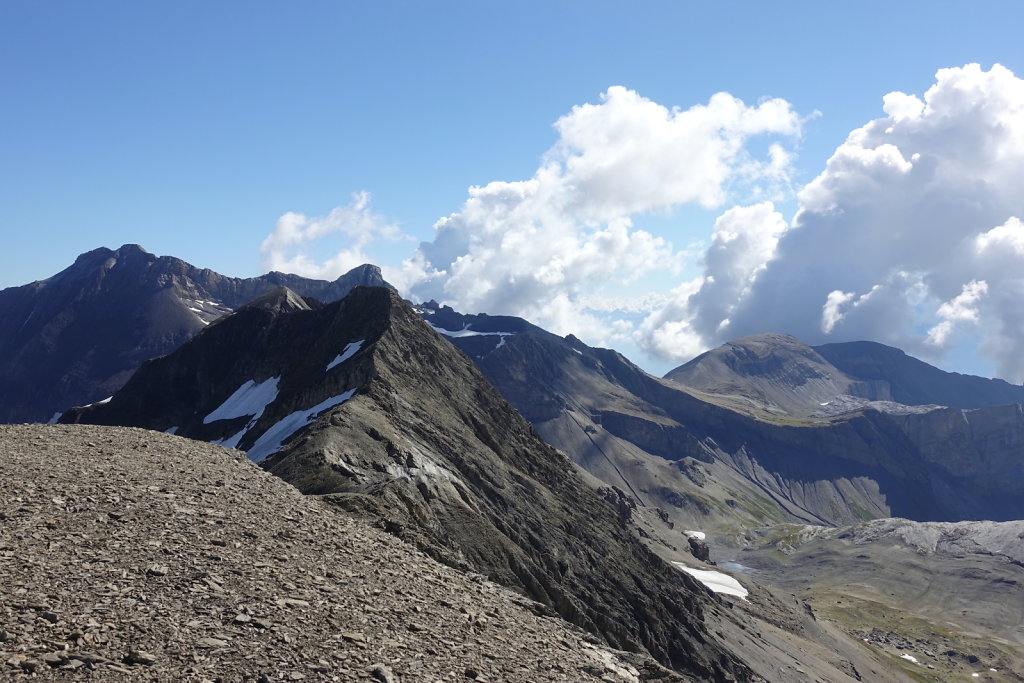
[114,243,149,256]
[335,263,381,280]
[0,248,399,423]
[238,286,313,315]
[665,333,860,416]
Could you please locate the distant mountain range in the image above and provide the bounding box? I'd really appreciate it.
[4,246,1024,679]
[421,303,1024,527]
[668,332,1024,416]
[0,244,390,423]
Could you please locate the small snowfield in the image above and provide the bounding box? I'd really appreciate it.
[671,562,748,600]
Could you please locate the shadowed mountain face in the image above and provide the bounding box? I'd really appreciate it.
[814,339,1024,409]
[0,244,391,423]
[62,287,757,680]
[419,308,1024,530]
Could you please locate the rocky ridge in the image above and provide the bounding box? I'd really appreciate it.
[59,287,912,681]
[62,287,757,680]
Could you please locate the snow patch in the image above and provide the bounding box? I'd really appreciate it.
[326,340,365,371]
[671,562,748,600]
[164,426,179,435]
[212,427,248,449]
[427,322,514,339]
[203,377,280,424]
[247,390,356,463]
[47,412,62,424]
[683,530,706,541]
[899,653,920,664]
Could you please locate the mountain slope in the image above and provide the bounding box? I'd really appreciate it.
[421,310,1024,531]
[0,424,651,682]
[738,518,1024,679]
[62,287,913,681]
[0,244,391,423]
[63,287,755,679]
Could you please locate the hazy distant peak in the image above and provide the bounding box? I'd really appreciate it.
[238,287,312,314]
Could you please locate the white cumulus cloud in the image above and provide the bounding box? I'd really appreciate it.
[640,63,1024,380]
[401,86,802,339]
[927,280,988,346]
[260,191,405,280]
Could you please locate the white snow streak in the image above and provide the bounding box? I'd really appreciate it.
[203,377,280,424]
[671,562,749,600]
[247,389,357,463]
[164,426,179,435]
[899,653,920,665]
[212,427,248,449]
[326,340,365,371]
[683,530,706,541]
[47,412,62,424]
[427,322,514,339]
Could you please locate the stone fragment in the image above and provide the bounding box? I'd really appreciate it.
[41,652,66,666]
[125,650,158,665]
[369,663,396,682]
[197,637,229,648]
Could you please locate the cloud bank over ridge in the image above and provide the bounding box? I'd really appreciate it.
[693,63,1024,380]
[398,85,803,340]
[262,64,1024,382]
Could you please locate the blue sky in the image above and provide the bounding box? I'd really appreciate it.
[3,2,1024,379]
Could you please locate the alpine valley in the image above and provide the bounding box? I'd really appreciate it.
[2,246,1021,682]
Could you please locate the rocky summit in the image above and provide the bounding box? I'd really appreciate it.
[0,244,391,423]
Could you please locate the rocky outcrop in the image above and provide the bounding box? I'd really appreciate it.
[0,245,392,423]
